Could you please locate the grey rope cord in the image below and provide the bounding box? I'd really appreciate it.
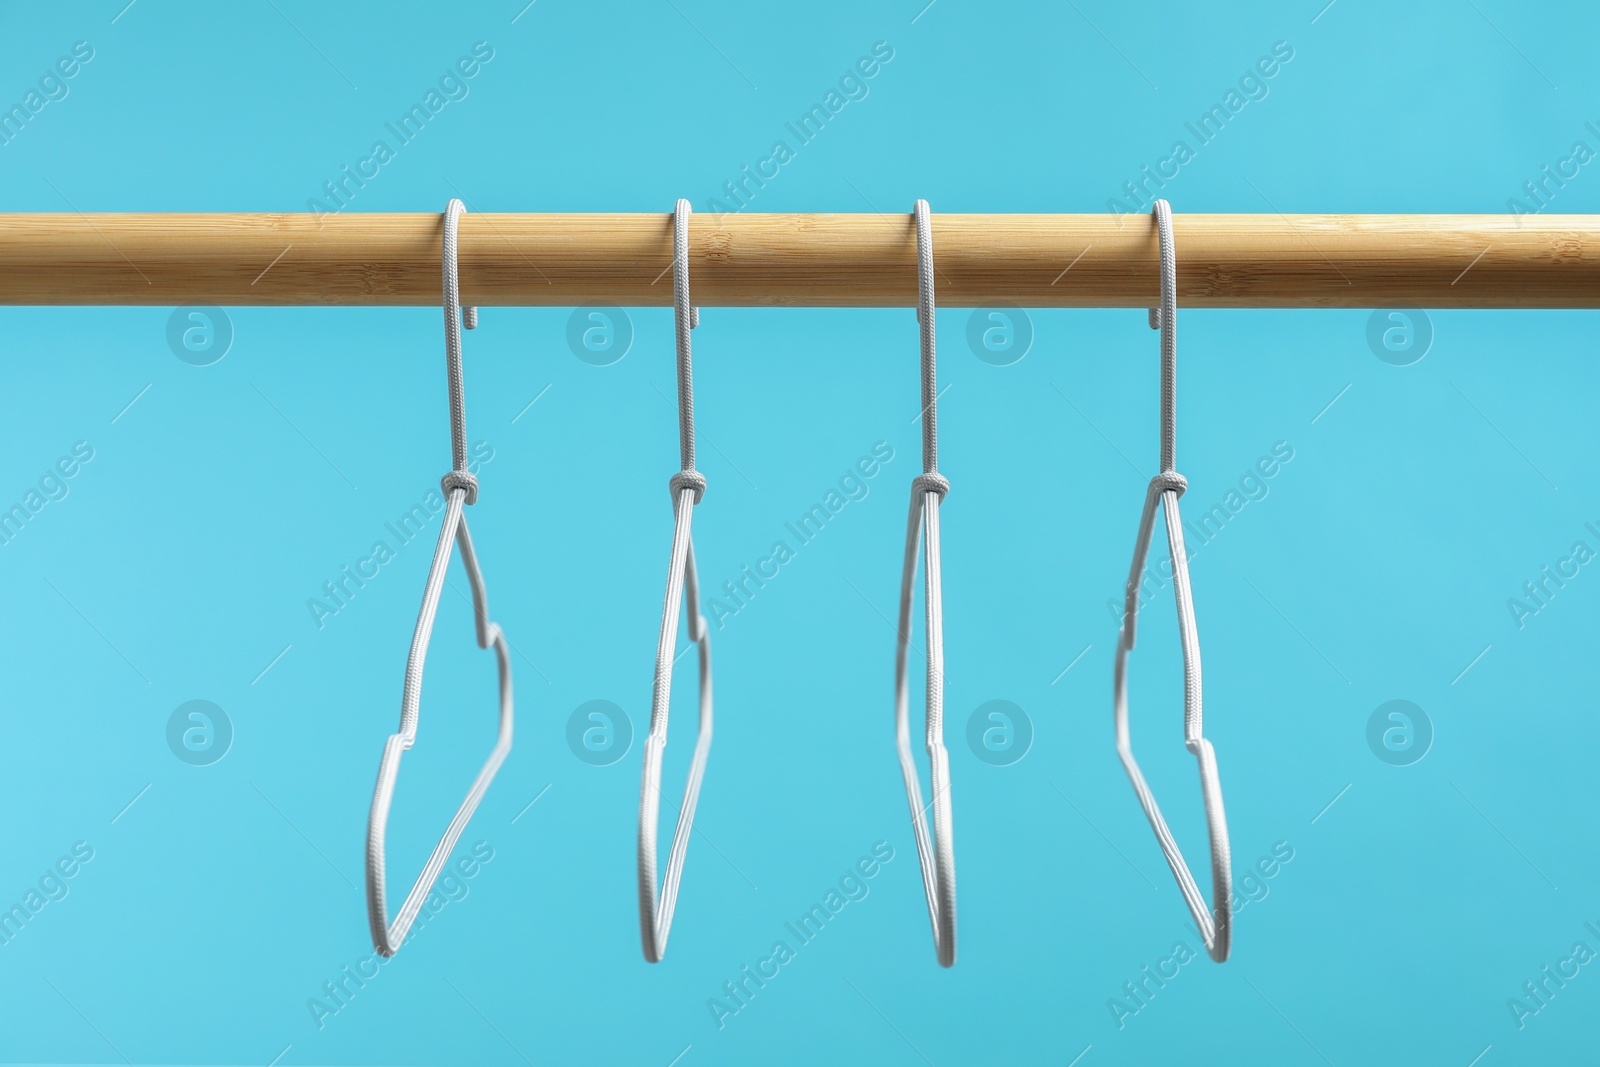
[893,199,957,967]
[441,198,478,475]
[638,198,714,963]
[365,199,514,957]
[1152,198,1177,473]
[1112,199,1233,963]
[672,200,698,473]
[914,198,940,474]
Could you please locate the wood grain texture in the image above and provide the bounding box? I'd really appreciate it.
[1,212,1597,307]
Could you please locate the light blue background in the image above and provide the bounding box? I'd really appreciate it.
[2,1,1598,1064]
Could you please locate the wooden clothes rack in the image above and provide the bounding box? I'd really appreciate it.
[0,212,1595,308]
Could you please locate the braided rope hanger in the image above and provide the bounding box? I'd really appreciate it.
[894,199,957,968]
[1112,199,1233,962]
[637,198,715,963]
[365,199,514,957]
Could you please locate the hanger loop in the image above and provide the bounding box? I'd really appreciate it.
[364,199,514,957]
[637,198,715,963]
[1113,199,1233,962]
[893,199,957,967]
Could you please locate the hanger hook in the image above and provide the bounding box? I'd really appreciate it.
[442,199,480,493]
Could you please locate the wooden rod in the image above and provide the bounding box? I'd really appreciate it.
[0,212,1596,309]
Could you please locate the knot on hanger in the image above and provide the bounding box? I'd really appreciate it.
[1147,307,1162,330]
[1149,470,1186,497]
[912,472,950,500]
[669,469,707,504]
[441,469,479,505]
